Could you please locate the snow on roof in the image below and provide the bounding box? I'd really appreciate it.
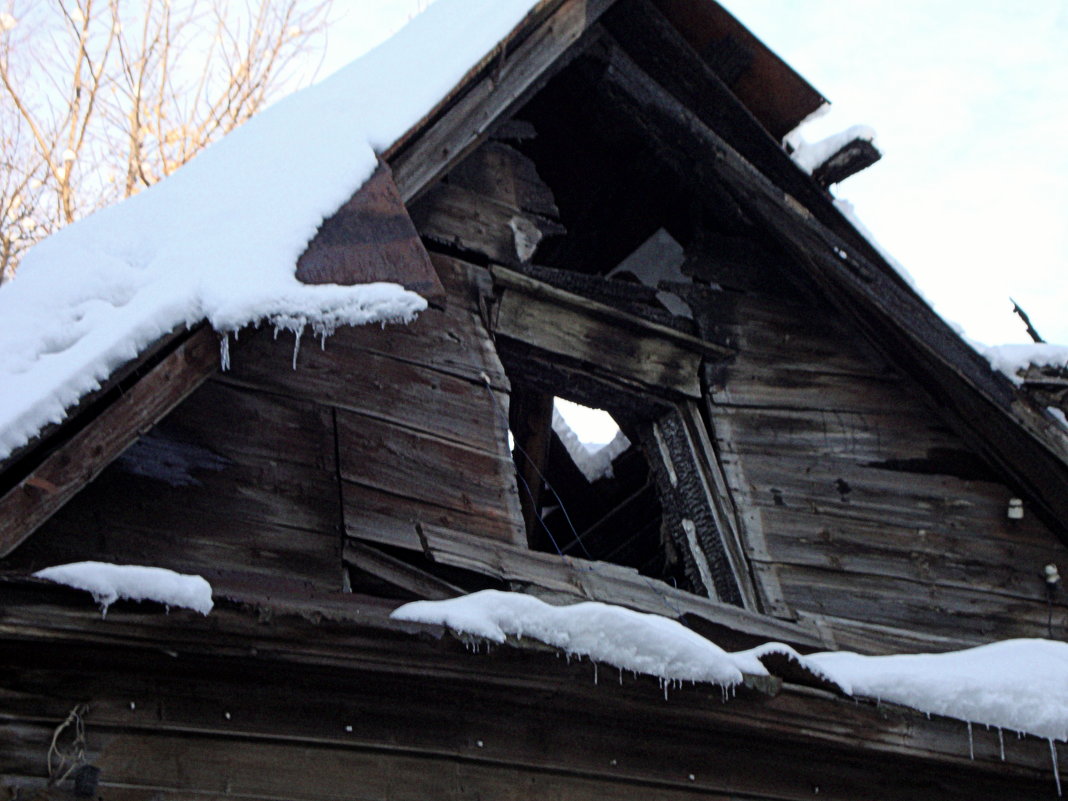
[35,561,213,616]
[0,0,540,463]
[394,590,1068,744]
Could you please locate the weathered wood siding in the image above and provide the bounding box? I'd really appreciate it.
[7,255,524,592]
[689,248,1068,647]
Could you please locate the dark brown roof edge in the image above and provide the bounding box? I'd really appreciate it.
[654,0,827,141]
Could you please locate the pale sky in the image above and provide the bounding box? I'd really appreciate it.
[322,1,1068,346]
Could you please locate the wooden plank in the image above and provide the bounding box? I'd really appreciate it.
[701,397,792,618]
[342,540,463,600]
[492,264,731,358]
[447,140,560,218]
[411,522,827,648]
[0,327,219,558]
[494,285,703,397]
[296,159,445,302]
[343,481,524,549]
[777,564,1063,643]
[389,0,617,202]
[220,327,511,457]
[760,513,1068,606]
[8,381,342,590]
[336,409,525,545]
[411,181,564,265]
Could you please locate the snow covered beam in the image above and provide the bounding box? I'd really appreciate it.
[810,137,882,188]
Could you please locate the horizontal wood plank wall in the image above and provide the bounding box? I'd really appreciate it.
[7,379,342,591]
[691,253,1068,647]
[8,255,523,591]
[221,251,526,556]
[0,632,1059,801]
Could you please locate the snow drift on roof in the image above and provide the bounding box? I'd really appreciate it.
[0,0,541,462]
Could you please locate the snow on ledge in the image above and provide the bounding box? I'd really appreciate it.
[785,124,877,174]
[34,561,214,616]
[393,590,766,686]
[0,0,542,462]
[393,590,1068,744]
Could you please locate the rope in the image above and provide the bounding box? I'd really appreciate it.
[47,703,88,788]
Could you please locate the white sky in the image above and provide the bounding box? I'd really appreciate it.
[321,1,1068,346]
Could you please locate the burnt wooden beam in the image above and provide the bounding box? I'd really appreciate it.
[388,0,617,202]
[0,327,219,558]
[811,137,882,188]
[508,385,557,549]
[601,0,901,288]
[580,35,1068,546]
[636,404,757,608]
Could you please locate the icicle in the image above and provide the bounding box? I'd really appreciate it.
[1051,739,1062,797]
[967,721,974,760]
[219,332,231,371]
[618,667,623,686]
[998,728,1005,761]
[291,324,304,370]
[593,662,598,685]
[663,679,669,701]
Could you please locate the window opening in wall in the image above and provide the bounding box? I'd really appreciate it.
[507,386,693,592]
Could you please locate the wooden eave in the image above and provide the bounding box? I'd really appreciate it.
[652,0,826,140]
[0,576,1060,799]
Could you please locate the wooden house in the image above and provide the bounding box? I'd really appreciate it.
[2,0,1067,798]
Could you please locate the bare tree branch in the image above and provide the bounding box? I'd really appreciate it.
[0,0,332,279]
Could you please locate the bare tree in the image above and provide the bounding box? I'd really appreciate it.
[0,0,330,283]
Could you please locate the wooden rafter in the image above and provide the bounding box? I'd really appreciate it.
[388,0,618,202]
[0,326,219,558]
